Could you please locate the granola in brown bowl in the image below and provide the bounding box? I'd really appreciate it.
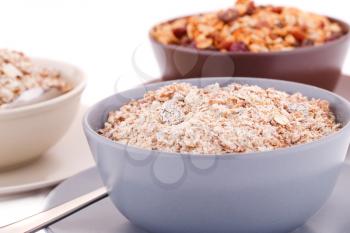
[0,49,71,108]
[99,82,340,154]
[151,0,345,52]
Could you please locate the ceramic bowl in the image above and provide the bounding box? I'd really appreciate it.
[84,77,350,233]
[150,18,350,91]
[0,59,86,169]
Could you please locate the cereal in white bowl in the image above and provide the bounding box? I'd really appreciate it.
[0,49,71,108]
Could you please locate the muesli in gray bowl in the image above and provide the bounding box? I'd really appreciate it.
[84,77,350,233]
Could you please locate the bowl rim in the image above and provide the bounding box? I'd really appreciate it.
[0,58,87,118]
[149,15,350,57]
[83,77,350,160]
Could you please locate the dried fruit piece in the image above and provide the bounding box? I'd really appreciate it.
[291,29,306,42]
[327,31,343,41]
[271,7,283,14]
[245,1,256,15]
[172,27,187,39]
[218,8,239,23]
[301,39,314,47]
[229,42,249,52]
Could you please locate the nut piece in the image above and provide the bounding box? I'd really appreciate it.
[195,35,213,49]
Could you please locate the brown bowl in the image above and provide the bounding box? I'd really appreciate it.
[150,17,350,90]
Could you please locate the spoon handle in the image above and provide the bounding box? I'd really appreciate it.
[0,187,108,233]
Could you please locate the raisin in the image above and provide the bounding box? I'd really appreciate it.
[218,8,239,24]
[256,20,269,28]
[180,37,192,46]
[319,21,325,29]
[185,41,197,48]
[301,39,314,47]
[245,2,256,15]
[172,27,187,39]
[269,33,278,40]
[327,31,343,41]
[271,7,283,14]
[229,42,249,52]
[291,30,306,42]
[218,40,233,50]
[204,46,217,51]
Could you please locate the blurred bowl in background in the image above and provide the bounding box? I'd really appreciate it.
[0,59,86,169]
[150,17,350,91]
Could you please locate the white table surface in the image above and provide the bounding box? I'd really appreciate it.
[0,0,350,232]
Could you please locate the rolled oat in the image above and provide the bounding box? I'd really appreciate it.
[99,82,340,154]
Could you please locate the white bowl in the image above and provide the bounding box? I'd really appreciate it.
[0,59,86,169]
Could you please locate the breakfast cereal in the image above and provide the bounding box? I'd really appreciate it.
[151,0,344,52]
[0,49,71,108]
[99,82,340,154]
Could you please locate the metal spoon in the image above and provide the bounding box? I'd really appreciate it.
[5,88,62,109]
[0,187,107,233]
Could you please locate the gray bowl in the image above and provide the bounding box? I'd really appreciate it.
[83,78,350,233]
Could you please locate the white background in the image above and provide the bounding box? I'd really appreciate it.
[0,0,349,105]
[0,0,349,231]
